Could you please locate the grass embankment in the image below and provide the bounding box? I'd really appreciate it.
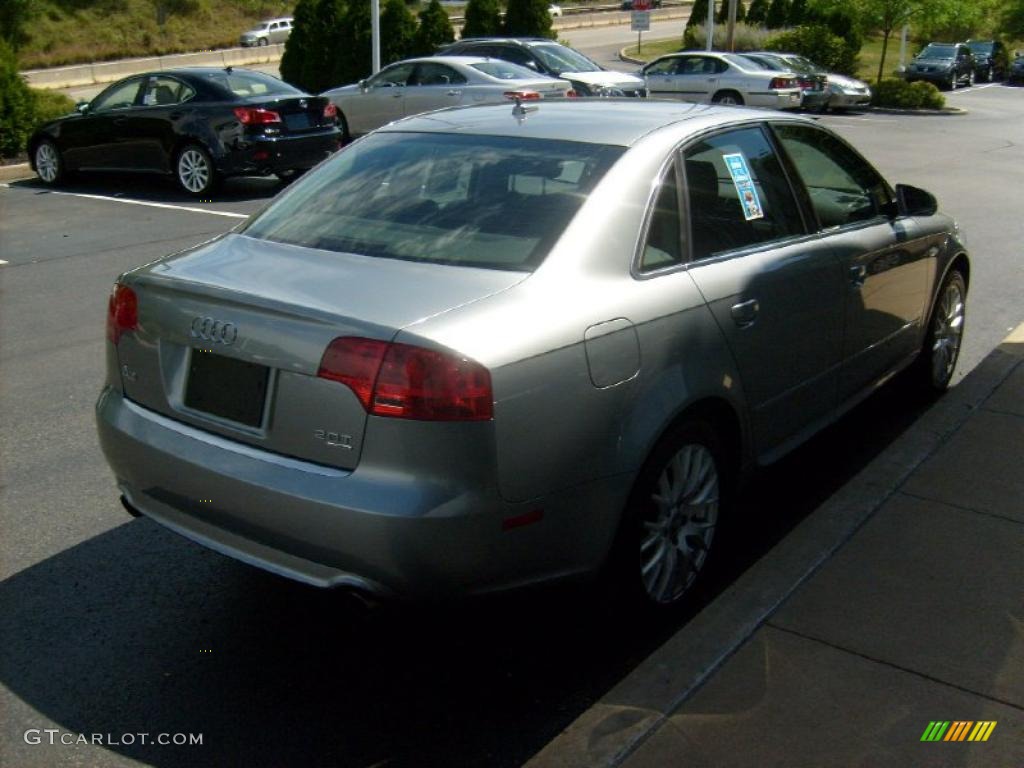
[19,0,470,69]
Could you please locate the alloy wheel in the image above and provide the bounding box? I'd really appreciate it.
[177,148,211,194]
[640,443,719,604]
[35,142,60,183]
[930,277,965,388]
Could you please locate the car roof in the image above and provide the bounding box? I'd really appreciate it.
[449,37,563,46]
[378,100,804,147]
[399,55,528,67]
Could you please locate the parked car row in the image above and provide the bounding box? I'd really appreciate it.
[903,39,1011,89]
[27,40,869,197]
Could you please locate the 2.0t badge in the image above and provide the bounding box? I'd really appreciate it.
[190,316,238,345]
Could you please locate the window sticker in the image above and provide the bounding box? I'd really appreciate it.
[722,152,764,221]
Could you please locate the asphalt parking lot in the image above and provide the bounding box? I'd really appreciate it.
[1,84,1022,767]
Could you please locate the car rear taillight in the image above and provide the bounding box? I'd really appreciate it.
[503,90,541,101]
[233,106,282,125]
[566,89,579,98]
[769,77,797,90]
[323,102,338,120]
[798,78,813,89]
[317,337,493,421]
[106,283,138,344]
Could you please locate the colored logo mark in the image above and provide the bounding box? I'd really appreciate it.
[921,721,997,742]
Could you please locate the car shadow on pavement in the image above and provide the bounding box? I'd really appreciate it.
[0,377,933,768]
[10,172,286,205]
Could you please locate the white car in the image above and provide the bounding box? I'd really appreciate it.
[322,56,574,139]
[642,51,803,109]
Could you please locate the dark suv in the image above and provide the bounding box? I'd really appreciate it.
[904,43,975,90]
[436,37,647,97]
[964,39,1010,82]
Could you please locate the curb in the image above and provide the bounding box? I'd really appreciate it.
[524,321,1024,768]
[619,46,647,65]
[0,163,33,182]
[870,105,968,115]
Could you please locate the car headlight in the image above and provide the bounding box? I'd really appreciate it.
[592,85,626,97]
[953,219,966,246]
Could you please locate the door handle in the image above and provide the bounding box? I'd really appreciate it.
[446,90,462,96]
[113,116,127,126]
[730,299,759,328]
[849,264,867,287]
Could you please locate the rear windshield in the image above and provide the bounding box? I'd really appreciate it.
[201,71,302,98]
[471,61,543,80]
[243,132,624,271]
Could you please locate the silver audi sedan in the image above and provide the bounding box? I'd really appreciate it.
[97,101,969,608]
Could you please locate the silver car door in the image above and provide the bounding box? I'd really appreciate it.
[681,125,846,460]
[404,62,468,116]
[771,123,931,404]
[673,55,719,103]
[350,62,414,134]
[643,56,684,99]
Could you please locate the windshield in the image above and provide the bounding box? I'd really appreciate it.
[471,61,541,80]
[243,132,624,271]
[201,71,303,98]
[530,43,603,74]
[919,44,956,59]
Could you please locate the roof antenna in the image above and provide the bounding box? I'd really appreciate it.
[512,95,538,121]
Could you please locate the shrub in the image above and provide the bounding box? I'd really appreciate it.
[872,79,945,110]
[414,0,454,55]
[682,22,774,52]
[746,0,768,24]
[462,0,503,37]
[687,0,709,29]
[764,0,789,29]
[0,39,36,158]
[33,89,76,123]
[504,0,554,38]
[766,24,857,75]
[381,0,417,64]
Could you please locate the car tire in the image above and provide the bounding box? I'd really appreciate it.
[947,75,957,90]
[913,268,967,394]
[33,138,67,186]
[259,37,268,46]
[608,418,729,612]
[337,110,351,144]
[712,90,744,106]
[967,70,975,87]
[984,66,993,82]
[175,143,219,197]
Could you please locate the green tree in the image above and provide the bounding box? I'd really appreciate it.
[787,0,807,24]
[746,0,769,23]
[381,0,417,64]
[765,0,791,28]
[0,39,36,158]
[281,0,330,92]
[414,0,455,55]
[767,24,856,72]
[462,0,504,37]
[716,0,747,23]
[0,0,33,49]
[504,0,554,38]
[860,0,942,84]
[1006,0,1024,37]
[334,0,373,85]
[688,0,711,29]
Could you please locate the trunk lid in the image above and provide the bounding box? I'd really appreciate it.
[114,233,525,469]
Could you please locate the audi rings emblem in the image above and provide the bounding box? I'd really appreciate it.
[190,316,238,345]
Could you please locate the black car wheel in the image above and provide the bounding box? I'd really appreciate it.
[175,144,218,197]
[33,139,66,185]
[967,69,975,87]
[712,90,744,106]
[948,74,957,90]
[259,37,268,46]
[985,65,994,82]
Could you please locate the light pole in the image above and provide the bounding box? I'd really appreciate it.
[705,0,714,51]
[371,0,381,73]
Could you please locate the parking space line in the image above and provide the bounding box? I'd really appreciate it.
[0,184,248,219]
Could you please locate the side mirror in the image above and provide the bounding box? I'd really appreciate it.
[76,101,90,114]
[896,183,937,217]
[358,79,368,92]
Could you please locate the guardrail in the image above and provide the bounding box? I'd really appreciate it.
[22,2,689,91]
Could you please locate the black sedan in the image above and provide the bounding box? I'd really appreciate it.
[28,67,342,196]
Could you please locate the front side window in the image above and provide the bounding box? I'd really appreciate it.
[772,123,892,229]
[243,133,624,271]
[643,57,679,76]
[91,79,142,111]
[370,63,415,87]
[683,127,803,260]
[142,76,195,106]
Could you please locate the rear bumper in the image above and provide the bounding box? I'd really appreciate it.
[95,388,616,597]
[800,90,831,110]
[216,129,341,176]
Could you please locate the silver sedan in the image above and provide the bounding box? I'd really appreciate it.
[642,51,803,109]
[321,56,574,139]
[97,101,968,608]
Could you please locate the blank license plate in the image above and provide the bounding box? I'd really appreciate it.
[285,113,312,130]
[185,351,269,427]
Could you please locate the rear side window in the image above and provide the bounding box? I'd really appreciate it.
[683,126,803,260]
[640,164,682,272]
[243,132,624,271]
[772,123,892,229]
